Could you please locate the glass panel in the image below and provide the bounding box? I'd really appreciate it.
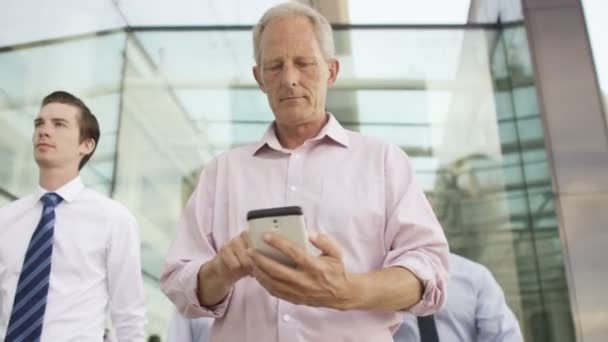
[118,0,285,26]
[112,35,211,335]
[582,0,608,124]
[346,0,470,24]
[118,0,471,26]
[468,0,523,23]
[491,24,575,342]
[0,0,125,47]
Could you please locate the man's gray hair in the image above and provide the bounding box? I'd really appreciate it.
[253,2,335,65]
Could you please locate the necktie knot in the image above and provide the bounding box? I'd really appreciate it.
[41,192,63,209]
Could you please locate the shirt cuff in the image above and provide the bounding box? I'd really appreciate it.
[384,253,447,316]
[181,259,234,319]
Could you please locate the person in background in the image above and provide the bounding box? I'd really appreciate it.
[0,91,146,341]
[393,253,523,342]
[167,309,212,342]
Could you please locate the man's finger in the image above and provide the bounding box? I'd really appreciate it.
[249,249,302,285]
[234,248,253,274]
[233,234,252,264]
[264,232,316,271]
[309,233,342,259]
[239,230,251,248]
[251,262,301,301]
[219,247,241,272]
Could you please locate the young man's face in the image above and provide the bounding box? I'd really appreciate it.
[32,102,93,171]
[253,16,339,127]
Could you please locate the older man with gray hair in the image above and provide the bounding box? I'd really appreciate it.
[161,3,449,341]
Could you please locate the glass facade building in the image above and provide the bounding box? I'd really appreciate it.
[1,0,606,340]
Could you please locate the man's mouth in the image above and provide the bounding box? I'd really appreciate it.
[36,143,54,148]
[281,96,303,102]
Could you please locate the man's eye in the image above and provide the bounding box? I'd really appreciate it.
[298,61,315,67]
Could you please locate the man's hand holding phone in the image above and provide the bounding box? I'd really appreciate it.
[248,231,357,310]
[197,231,253,307]
[199,206,357,310]
[245,206,357,310]
[212,231,253,285]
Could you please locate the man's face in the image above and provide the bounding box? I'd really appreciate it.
[253,16,339,126]
[32,103,93,171]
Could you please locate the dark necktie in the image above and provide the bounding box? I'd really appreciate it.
[5,192,63,341]
[418,315,440,342]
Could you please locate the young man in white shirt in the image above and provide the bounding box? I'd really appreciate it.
[0,91,146,341]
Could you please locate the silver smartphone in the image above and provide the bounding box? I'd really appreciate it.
[247,206,309,268]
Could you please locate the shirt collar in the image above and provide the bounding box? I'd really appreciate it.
[253,113,349,155]
[37,176,85,204]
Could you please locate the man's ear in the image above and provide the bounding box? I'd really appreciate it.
[79,138,95,157]
[326,58,340,86]
[253,66,267,93]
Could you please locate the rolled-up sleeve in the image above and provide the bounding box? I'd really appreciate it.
[160,159,232,318]
[382,144,449,316]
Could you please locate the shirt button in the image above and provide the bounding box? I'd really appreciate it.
[283,314,291,322]
[290,185,297,192]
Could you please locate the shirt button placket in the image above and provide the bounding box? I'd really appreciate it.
[277,301,299,342]
[286,151,303,202]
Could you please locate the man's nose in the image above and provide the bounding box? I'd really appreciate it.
[281,64,299,88]
[37,124,51,137]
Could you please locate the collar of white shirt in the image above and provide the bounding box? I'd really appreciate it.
[37,176,84,204]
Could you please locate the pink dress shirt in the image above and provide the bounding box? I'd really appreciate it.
[161,114,449,342]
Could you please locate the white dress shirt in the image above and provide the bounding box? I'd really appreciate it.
[167,310,212,342]
[0,176,146,341]
[394,253,523,342]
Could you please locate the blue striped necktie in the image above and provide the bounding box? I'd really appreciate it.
[5,192,63,342]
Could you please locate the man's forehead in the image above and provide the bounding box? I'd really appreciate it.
[261,49,317,60]
[260,22,321,60]
[261,16,316,41]
[37,103,79,120]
